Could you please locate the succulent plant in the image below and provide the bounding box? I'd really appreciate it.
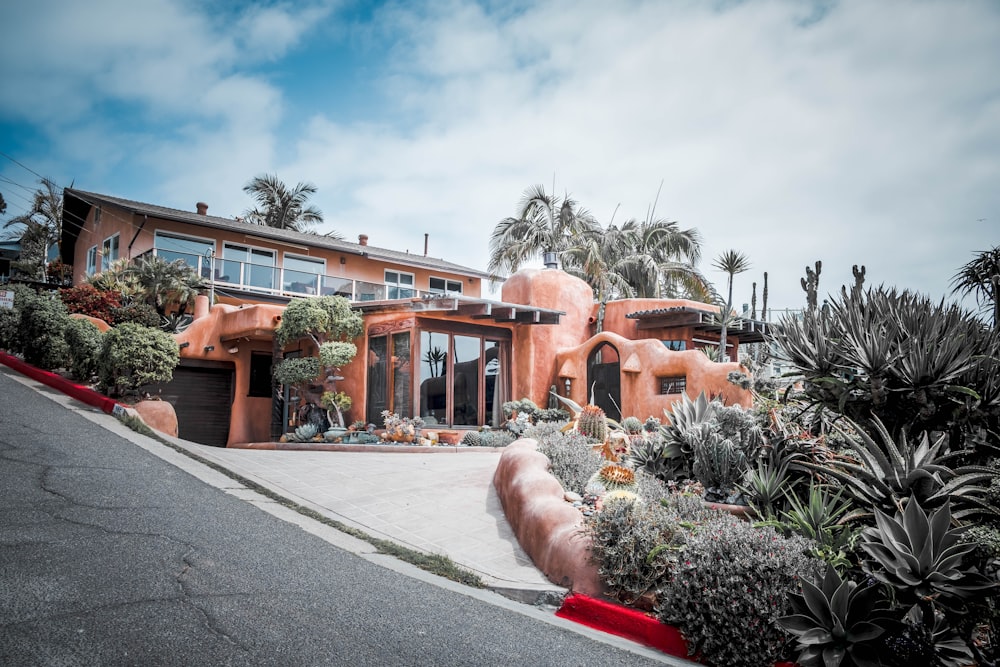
[578,404,608,444]
[628,436,685,483]
[861,499,997,617]
[800,417,1000,522]
[689,423,747,501]
[779,565,894,667]
[293,423,318,442]
[621,416,643,434]
[460,430,482,446]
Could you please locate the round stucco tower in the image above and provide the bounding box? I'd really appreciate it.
[501,268,596,408]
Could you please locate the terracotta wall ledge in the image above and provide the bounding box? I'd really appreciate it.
[492,438,604,596]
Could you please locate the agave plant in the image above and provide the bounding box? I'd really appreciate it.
[860,500,996,619]
[779,484,861,570]
[799,417,999,522]
[779,565,894,667]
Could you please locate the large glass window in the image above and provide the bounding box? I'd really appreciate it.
[283,254,324,294]
[385,270,415,299]
[101,234,119,271]
[428,277,463,295]
[154,232,214,274]
[452,335,480,426]
[222,243,276,290]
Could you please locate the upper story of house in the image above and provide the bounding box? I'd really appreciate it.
[60,189,490,305]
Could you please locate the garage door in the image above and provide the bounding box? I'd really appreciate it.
[156,360,234,447]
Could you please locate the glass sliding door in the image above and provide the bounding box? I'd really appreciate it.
[366,331,413,425]
[452,335,480,426]
[419,331,448,425]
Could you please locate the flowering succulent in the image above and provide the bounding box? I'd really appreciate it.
[381,410,424,438]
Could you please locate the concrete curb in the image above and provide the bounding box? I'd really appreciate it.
[0,351,122,416]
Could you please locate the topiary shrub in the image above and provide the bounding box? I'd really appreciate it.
[97,323,179,398]
[59,284,121,324]
[655,516,823,667]
[63,317,103,380]
[20,290,71,370]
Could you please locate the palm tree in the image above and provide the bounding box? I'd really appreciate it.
[243,174,340,236]
[712,249,751,361]
[562,223,637,333]
[616,217,709,299]
[952,245,1000,327]
[3,178,63,277]
[487,184,600,279]
[129,256,205,318]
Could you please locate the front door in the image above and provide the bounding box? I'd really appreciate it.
[587,342,621,421]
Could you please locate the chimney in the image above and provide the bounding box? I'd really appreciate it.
[196,202,209,215]
[424,233,429,256]
[358,234,368,246]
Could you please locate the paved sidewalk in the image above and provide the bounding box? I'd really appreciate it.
[167,439,563,602]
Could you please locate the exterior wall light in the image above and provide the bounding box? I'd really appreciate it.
[564,377,572,397]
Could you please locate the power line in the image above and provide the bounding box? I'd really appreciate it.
[0,150,48,182]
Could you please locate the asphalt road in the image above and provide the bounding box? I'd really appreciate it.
[0,369,678,666]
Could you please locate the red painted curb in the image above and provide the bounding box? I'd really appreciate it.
[556,593,689,657]
[556,594,797,666]
[0,351,122,416]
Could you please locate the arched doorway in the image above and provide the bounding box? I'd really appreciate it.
[587,342,621,421]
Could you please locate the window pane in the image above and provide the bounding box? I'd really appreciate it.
[155,233,213,271]
[392,332,413,419]
[419,331,448,425]
[452,335,480,426]
[284,255,324,274]
[484,341,501,427]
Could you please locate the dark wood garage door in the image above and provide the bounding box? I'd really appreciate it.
[156,360,234,447]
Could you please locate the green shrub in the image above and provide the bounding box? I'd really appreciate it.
[272,356,321,387]
[109,301,161,328]
[588,494,714,604]
[98,323,179,398]
[0,284,37,353]
[63,317,103,380]
[655,516,823,667]
[20,290,71,370]
[477,430,516,448]
[534,428,602,494]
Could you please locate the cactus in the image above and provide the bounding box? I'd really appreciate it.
[294,423,319,442]
[586,463,639,495]
[689,424,747,496]
[761,271,768,322]
[750,281,757,320]
[578,404,608,443]
[643,416,662,433]
[460,430,482,446]
[800,260,822,311]
[621,416,643,434]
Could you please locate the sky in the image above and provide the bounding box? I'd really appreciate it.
[0,0,997,315]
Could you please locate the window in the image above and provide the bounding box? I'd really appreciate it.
[222,243,276,290]
[154,231,214,274]
[101,234,119,271]
[385,270,415,299]
[659,376,687,395]
[366,332,413,423]
[86,246,97,276]
[417,329,509,427]
[662,340,686,351]
[283,254,324,294]
[248,352,273,398]
[428,277,463,295]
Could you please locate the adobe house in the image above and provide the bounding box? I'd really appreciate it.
[60,189,761,447]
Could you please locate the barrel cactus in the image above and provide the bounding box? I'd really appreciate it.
[621,416,643,435]
[586,463,639,496]
[460,430,482,446]
[578,404,608,444]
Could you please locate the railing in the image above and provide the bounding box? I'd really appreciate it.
[140,249,441,302]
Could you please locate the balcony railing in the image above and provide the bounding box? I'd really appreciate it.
[140,249,442,302]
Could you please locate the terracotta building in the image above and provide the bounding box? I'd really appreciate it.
[60,189,762,447]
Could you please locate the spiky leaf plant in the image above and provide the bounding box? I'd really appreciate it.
[779,565,894,667]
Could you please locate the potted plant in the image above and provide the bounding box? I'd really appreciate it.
[381,410,424,443]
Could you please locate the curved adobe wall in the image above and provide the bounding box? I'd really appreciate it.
[555,331,751,419]
[493,438,604,596]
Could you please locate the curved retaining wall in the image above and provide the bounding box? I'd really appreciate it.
[492,438,604,597]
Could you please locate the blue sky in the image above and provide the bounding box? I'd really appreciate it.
[1,0,998,314]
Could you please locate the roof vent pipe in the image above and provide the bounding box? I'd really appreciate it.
[196,202,208,215]
[543,251,558,269]
[424,233,428,256]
